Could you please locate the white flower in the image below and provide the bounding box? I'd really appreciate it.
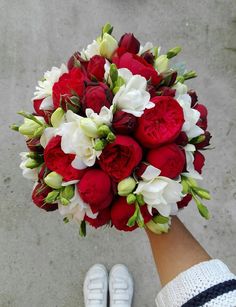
[155,54,169,73]
[81,40,100,60]
[134,165,183,217]
[139,42,154,55]
[112,74,154,117]
[19,152,39,181]
[86,106,113,127]
[58,188,97,224]
[99,33,118,60]
[40,126,58,148]
[174,82,203,139]
[182,144,203,180]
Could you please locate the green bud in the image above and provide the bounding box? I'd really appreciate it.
[106,132,116,142]
[183,70,197,80]
[94,139,107,151]
[80,118,98,138]
[146,219,170,234]
[110,63,118,84]
[51,107,65,128]
[152,46,159,59]
[60,197,70,206]
[181,177,189,194]
[187,177,198,188]
[127,206,138,227]
[99,33,118,60]
[176,76,185,83]
[97,124,111,137]
[190,134,206,144]
[19,118,43,138]
[126,194,137,204]
[10,124,20,131]
[25,158,40,169]
[44,172,63,189]
[197,202,210,219]
[193,187,211,200]
[79,220,87,237]
[113,76,125,94]
[136,194,145,206]
[118,177,136,196]
[45,190,60,203]
[153,215,169,224]
[61,185,74,200]
[63,217,69,224]
[167,46,182,59]
[18,111,44,126]
[33,126,44,138]
[27,152,38,159]
[102,23,113,36]
[155,55,169,73]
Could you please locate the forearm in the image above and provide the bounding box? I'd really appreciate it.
[146,216,211,286]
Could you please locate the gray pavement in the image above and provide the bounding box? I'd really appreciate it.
[0,0,236,306]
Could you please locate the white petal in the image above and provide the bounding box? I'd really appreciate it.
[39,96,54,110]
[142,165,161,181]
[71,155,87,170]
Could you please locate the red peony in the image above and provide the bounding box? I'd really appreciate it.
[82,82,112,113]
[85,207,111,229]
[32,183,58,211]
[112,110,137,135]
[193,151,205,174]
[99,135,142,182]
[44,136,85,182]
[113,52,162,85]
[87,55,106,81]
[135,96,184,148]
[118,33,140,54]
[147,143,185,179]
[111,197,152,231]
[77,169,113,213]
[52,68,85,110]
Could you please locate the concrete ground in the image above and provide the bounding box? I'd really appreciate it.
[0,0,236,306]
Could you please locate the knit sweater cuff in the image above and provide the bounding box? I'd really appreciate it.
[155,259,236,307]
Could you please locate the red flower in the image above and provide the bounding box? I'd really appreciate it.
[85,207,111,229]
[188,90,198,107]
[52,68,85,110]
[32,183,58,211]
[177,194,192,209]
[113,52,162,85]
[82,82,112,114]
[26,138,44,153]
[194,104,208,131]
[195,131,212,149]
[33,99,52,124]
[112,111,137,135]
[87,55,106,81]
[118,33,140,54]
[67,51,88,71]
[135,96,184,148]
[99,135,142,182]
[44,136,85,182]
[77,169,113,213]
[175,132,189,147]
[147,143,185,179]
[111,197,152,231]
[193,151,205,174]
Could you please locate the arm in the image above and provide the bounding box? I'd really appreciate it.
[146,216,211,286]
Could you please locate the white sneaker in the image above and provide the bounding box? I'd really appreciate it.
[83,264,108,307]
[109,264,134,307]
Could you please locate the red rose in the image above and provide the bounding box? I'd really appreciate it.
[113,52,162,85]
[177,194,192,209]
[99,135,142,182]
[195,131,212,150]
[194,104,208,131]
[44,136,85,182]
[82,82,112,114]
[147,143,185,178]
[85,207,111,229]
[111,197,152,231]
[118,33,140,54]
[87,55,106,81]
[77,169,113,213]
[67,51,88,71]
[135,96,184,148]
[52,68,85,110]
[112,111,137,135]
[193,151,205,174]
[32,183,58,211]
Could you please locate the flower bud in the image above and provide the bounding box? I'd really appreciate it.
[126,194,137,204]
[45,190,60,203]
[193,187,211,200]
[195,131,212,149]
[25,158,41,169]
[60,185,74,200]
[26,138,43,153]
[155,55,169,73]
[118,33,140,54]
[118,177,136,196]
[102,23,113,36]
[33,126,44,138]
[10,124,19,131]
[97,124,111,137]
[60,197,70,206]
[113,76,125,94]
[109,63,118,84]
[94,139,107,151]
[99,33,118,60]
[183,70,197,80]
[44,171,63,189]
[146,219,170,234]
[80,118,98,138]
[19,118,43,138]
[112,111,137,135]
[106,132,116,142]
[161,71,177,87]
[167,46,182,59]
[136,194,145,206]
[67,51,82,70]
[51,107,65,128]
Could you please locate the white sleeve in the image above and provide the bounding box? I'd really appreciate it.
[155,259,236,307]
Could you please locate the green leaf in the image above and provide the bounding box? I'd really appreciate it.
[79,221,87,237]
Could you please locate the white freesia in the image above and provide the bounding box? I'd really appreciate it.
[86,106,113,127]
[58,188,97,224]
[134,165,183,217]
[174,82,203,139]
[40,126,58,148]
[182,144,203,180]
[112,75,154,117]
[19,152,39,181]
[99,33,118,59]
[81,40,100,60]
[138,42,154,55]
[32,64,68,110]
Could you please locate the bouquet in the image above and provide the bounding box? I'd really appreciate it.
[12,24,212,236]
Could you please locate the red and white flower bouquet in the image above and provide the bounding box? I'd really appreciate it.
[12,24,212,236]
